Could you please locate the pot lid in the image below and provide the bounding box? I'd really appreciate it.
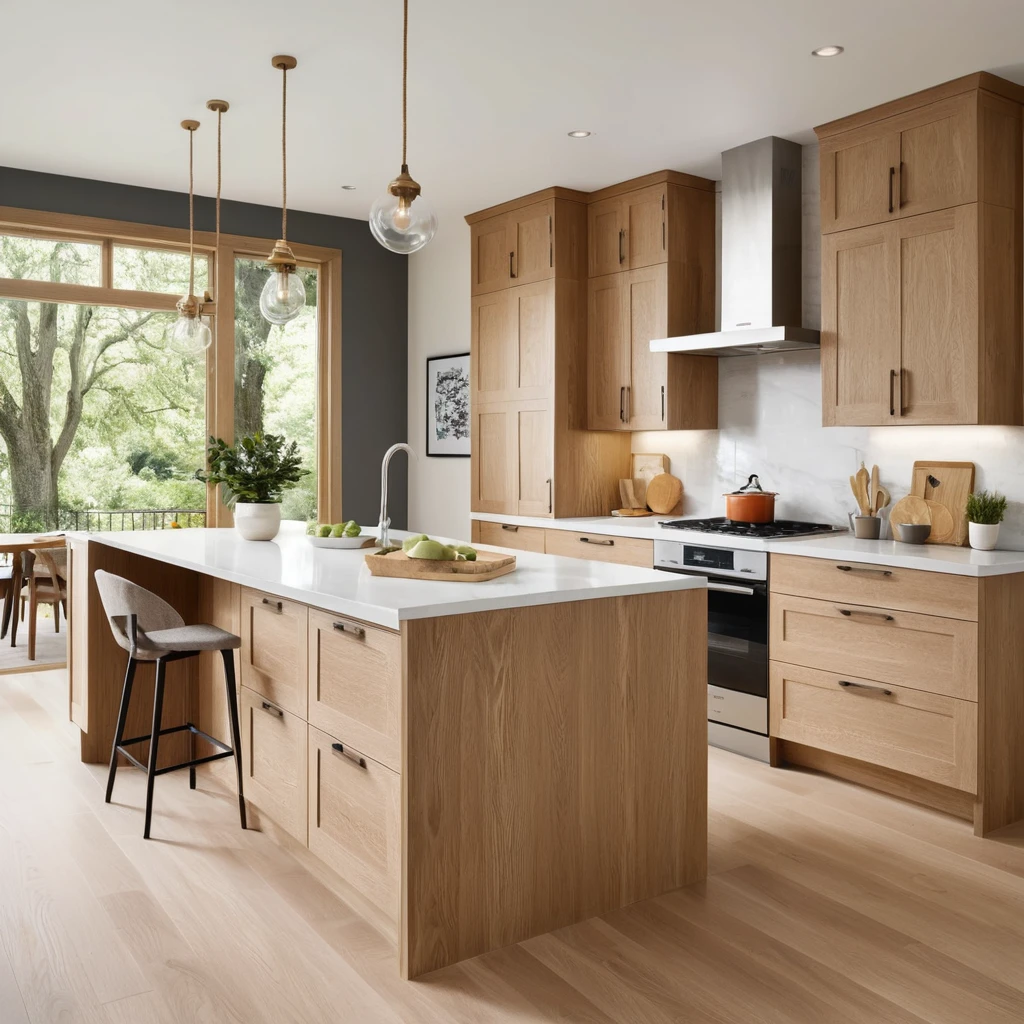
[725,474,778,496]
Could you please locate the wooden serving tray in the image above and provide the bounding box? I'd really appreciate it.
[365,548,516,582]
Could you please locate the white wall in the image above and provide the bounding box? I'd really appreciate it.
[407,220,472,538]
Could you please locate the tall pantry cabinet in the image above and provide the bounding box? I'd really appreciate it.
[816,73,1024,427]
[467,189,630,517]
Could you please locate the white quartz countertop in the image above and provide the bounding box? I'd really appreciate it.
[472,512,1024,576]
[77,524,706,630]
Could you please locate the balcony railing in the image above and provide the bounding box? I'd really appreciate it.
[0,505,206,534]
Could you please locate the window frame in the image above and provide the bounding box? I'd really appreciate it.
[0,206,342,526]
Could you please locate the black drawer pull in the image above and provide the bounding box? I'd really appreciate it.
[580,537,614,546]
[501,524,519,532]
[333,619,366,639]
[331,741,367,769]
[839,679,893,697]
[261,598,283,611]
[838,608,894,622]
[260,701,283,717]
[836,565,893,577]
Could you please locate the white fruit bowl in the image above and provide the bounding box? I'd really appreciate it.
[308,532,377,549]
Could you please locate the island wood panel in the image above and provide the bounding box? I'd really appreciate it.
[307,609,401,773]
[471,520,546,553]
[239,587,308,718]
[71,541,197,767]
[401,588,707,977]
[770,661,977,793]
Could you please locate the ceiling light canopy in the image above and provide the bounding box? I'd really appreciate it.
[811,45,844,57]
[567,130,593,138]
[369,0,437,254]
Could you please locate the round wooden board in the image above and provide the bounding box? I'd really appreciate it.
[924,499,955,544]
[889,495,930,541]
[645,473,683,515]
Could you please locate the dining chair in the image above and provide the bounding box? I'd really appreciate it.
[22,548,68,661]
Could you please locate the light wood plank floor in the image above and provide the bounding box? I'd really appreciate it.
[2,669,1024,1023]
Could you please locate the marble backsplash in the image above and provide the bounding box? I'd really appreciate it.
[632,350,1024,549]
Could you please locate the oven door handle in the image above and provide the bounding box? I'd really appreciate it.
[706,582,757,596]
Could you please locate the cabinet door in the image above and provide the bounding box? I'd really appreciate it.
[896,207,977,424]
[898,94,977,219]
[509,201,553,286]
[626,265,669,429]
[588,196,626,278]
[626,186,667,269]
[471,290,512,402]
[821,223,899,426]
[516,402,553,517]
[471,213,511,295]
[587,274,630,430]
[820,130,901,233]
[471,403,514,513]
[510,280,554,400]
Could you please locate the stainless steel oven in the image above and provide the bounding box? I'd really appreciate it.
[654,539,770,761]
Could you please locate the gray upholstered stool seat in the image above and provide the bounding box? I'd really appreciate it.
[94,569,247,839]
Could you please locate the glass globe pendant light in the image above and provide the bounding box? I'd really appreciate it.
[260,55,306,325]
[168,119,213,355]
[369,0,437,254]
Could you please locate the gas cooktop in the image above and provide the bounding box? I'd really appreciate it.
[660,517,841,539]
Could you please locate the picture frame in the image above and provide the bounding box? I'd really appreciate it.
[425,352,470,457]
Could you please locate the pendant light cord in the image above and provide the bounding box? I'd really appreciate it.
[187,125,196,297]
[402,0,408,168]
[216,109,222,244]
[281,64,288,242]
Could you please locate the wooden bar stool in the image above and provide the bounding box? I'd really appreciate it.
[94,570,247,839]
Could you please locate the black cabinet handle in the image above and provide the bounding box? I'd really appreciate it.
[836,565,893,577]
[580,537,614,546]
[509,251,516,279]
[618,228,626,264]
[889,369,896,416]
[900,368,907,416]
[260,700,283,718]
[839,679,893,697]
[620,386,625,423]
[262,597,283,611]
[888,166,895,213]
[661,384,665,421]
[333,619,366,640]
[331,741,367,769]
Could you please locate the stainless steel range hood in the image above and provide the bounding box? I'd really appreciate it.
[652,136,819,357]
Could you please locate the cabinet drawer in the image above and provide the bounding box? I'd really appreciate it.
[770,662,977,793]
[543,529,653,567]
[308,725,400,926]
[240,686,308,843]
[770,593,977,701]
[770,554,978,621]
[307,610,401,773]
[472,520,546,553]
[240,588,308,718]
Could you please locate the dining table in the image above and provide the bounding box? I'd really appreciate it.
[0,534,67,647]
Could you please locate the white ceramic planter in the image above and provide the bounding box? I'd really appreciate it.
[968,521,1000,551]
[234,502,282,541]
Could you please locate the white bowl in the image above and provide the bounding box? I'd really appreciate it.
[308,533,377,549]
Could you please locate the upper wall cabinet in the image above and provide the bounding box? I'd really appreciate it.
[470,190,588,295]
[817,74,1024,427]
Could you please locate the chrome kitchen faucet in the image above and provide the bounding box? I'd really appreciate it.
[377,443,413,550]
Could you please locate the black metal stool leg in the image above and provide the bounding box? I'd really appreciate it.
[105,656,137,803]
[143,658,167,840]
[221,648,247,830]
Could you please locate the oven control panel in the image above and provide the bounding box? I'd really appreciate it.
[654,540,767,582]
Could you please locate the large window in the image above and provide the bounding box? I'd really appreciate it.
[0,211,341,533]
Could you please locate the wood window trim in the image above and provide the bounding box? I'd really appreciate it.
[0,205,342,526]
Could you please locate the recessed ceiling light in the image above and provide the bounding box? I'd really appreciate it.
[341,184,357,190]
[811,45,844,57]
[567,130,593,138]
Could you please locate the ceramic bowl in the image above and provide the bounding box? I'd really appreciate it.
[896,522,931,544]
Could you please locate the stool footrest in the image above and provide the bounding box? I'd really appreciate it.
[120,722,232,753]
[115,722,236,778]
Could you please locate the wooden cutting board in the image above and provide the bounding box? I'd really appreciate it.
[365,548,516,582]
[910,461,975,546]
[631,453,668,493]
[888,495,931,542]
[646,473,683,515]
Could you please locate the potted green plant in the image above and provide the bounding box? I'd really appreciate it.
[965,490,1008,551]
[198,432,304,541]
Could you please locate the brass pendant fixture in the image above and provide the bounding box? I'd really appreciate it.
[260,54,306,325]
[168,119,213,354]
[369,0,436,254]
[205,98,229,312]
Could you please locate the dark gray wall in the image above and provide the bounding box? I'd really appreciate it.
[0,165,407,528]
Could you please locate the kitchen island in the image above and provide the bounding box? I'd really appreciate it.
[67,525,708,978]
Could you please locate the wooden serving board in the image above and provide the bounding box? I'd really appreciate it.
[910,461,975,546]
[365,548,516,582]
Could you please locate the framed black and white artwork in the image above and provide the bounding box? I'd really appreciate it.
[425,352,470,457]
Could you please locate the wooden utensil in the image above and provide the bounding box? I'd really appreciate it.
[869,464,880,515]
[875,485,891,512]
[855,463,871,515]
[646,473,683,515]
[849,475,867,515]
[889,495,931,541]
[366,548,516,582]
[910,461,975,546]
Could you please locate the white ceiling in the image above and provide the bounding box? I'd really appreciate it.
[4,0,1024,223]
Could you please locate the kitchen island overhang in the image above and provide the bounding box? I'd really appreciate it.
[67,527,708,977]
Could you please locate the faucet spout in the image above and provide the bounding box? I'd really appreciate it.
[377,443,414,550]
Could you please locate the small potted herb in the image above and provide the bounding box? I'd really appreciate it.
[965,490,1008,551]
[198,432,304,541]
